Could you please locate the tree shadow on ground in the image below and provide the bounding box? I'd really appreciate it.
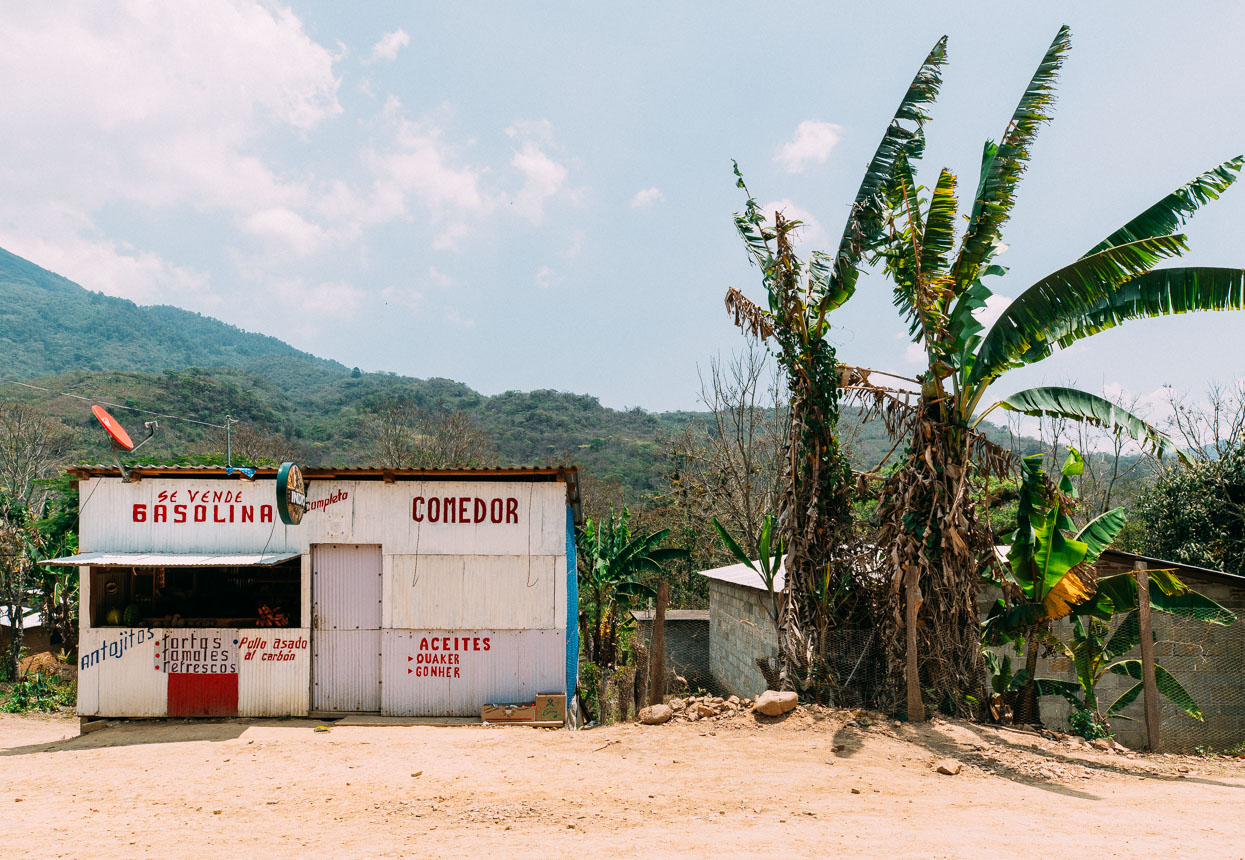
[890,719,1245,797]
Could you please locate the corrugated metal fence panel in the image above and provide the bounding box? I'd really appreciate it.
[380,629,565,716]
[313,545,382,711]
[388,555,560,629]
[237,628,311,716]
[312,630,381,711]
[313,544,382,629]
[77,626,165,717]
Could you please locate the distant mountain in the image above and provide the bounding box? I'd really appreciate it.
[0,246,1060,502]
[0,247,344,379]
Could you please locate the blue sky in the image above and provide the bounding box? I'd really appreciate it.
[2,1,1243,416]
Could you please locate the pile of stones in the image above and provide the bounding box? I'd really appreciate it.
[637,689,799,725]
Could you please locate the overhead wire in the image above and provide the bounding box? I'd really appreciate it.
[0,379,228,429]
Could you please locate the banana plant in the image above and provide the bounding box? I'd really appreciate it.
[577,507,688,670]
[878,24,1245,457]
[982,449,1126,721]
[713,513,784,635]
[724,35,950,693]
[1040,565,1235,727]
[870,24,1245,711]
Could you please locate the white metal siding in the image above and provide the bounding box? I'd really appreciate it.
[380,629,566,716]
[79,478,566,557]
[388,554,563,630]
[77,627,166,717]
[312,545,382,711]
[236,628,311,716]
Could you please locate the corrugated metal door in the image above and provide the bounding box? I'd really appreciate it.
[312,544,382,711]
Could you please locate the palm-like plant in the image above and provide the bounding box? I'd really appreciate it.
[577,507,687,670]
[872,24,1245,715]
[1039,569,1234,731]
[982,449,1126,722]
[724,36,949,693]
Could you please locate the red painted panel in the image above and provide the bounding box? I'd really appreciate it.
[167,673,239,717]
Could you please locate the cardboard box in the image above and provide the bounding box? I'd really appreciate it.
[481,702,536,723]
[533,692,566,723]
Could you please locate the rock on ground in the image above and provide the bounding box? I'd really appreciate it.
[935,759,962,775]
[754,690,798,716]
[639,704,673,725]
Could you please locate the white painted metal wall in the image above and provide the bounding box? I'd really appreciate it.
[80,479,567,557]
[312,545,382,712]
[76,476,571,717]
[380,629,566,716]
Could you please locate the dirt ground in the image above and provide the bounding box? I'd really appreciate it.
[3,708,1243,859]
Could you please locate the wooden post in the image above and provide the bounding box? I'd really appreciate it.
[904,565,925,722]
[649,581,668,705]
[1134,561,1161,751]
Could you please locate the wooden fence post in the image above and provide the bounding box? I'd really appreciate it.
[649,581,668,705]
[1134,561,1161,751]
[904,565,925,722]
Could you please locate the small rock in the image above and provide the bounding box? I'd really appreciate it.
[669,698,686,712]
[728,695,740,706]
[639,704,673,725]
[1112,741,1129,753]
[935,760,962,775]
[694,702,719,718]
[850,788,861,794]
[1091,738,1113,751]
[755,690,799,716]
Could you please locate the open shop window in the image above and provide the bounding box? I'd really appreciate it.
[90,559,302,629]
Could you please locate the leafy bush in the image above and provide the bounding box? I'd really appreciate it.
[1068,705,1111,741]
[1,673,74,713]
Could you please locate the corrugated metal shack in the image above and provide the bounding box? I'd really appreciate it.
[50,465,581,720]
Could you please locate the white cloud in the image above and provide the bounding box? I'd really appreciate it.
[0,230,208,306]
[380,285,425,311]
[759,199,827,250]
[445,308,475,328]
[630,187,664,209]
[536,265,558,288]
[369,29,410,62]
[272,278,365,320]
[510,140,568,224]
[775,121,842,173]
[243,207,330,257]
[974,294,1013,332]
[506,119,555,146]
[904,343,926,365]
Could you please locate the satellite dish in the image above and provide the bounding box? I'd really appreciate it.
[92,404,157,482]
[92,405,135,451]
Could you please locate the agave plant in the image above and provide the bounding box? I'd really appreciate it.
[724,36,949,693]
[871,24,1245,715]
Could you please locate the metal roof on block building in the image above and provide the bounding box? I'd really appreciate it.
[67,464,583,524]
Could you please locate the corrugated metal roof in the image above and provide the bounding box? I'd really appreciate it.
[39,550,301,567]
[698,557,785,592]
[66,464,582,524]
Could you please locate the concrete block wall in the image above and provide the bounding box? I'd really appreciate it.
[707,580,778,698]
[987,572,1245,753]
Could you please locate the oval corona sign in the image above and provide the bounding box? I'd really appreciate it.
[275,462,307,525]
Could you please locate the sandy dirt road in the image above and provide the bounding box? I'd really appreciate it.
[3,708,1243,859]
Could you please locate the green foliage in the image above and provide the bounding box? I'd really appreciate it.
[1068,705,1111,740]
[1133,441,1245,574]
[1,673,74,713]
[576,507,687,669]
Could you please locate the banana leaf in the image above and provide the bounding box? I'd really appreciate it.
[1109,660,1205,721]
[1085,156,1244,256]
[954,25,1071,285]
[994,387,1178,460]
